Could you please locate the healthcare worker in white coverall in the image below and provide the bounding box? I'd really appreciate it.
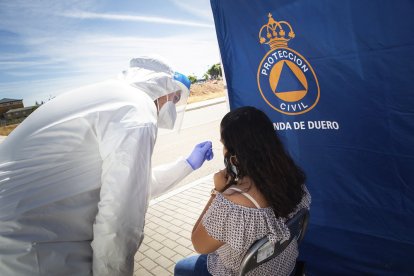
[0,56,214,276]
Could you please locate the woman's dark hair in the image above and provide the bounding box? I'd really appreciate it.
[220,106,305,217]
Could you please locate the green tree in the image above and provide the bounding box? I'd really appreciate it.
[187,75,197,84]
[206,63,222,80]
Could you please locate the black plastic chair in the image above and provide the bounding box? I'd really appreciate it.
[238,208,309,276]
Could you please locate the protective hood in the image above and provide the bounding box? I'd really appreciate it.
[120,56,184,101]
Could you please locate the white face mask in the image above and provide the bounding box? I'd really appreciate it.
[158,101,177,129]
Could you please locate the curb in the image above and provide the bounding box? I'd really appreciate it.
[186,97,226,112]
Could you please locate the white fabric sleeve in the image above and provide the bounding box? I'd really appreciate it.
[91,108,156,276]
[150,157,193,198]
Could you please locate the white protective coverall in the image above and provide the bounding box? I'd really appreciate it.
[0,57,195,275]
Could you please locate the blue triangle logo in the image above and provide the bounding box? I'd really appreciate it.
[275,62,305,93]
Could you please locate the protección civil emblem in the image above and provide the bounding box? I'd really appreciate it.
[257,14,320,115]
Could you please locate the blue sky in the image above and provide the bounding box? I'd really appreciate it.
[0,0,220,105]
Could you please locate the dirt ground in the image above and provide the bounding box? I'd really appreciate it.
[0,124,18,136]
[187,79,225,104]
[0,80,225,136]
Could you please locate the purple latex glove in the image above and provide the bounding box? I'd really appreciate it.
[186,141,214,170]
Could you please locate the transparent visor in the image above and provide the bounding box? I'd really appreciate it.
[158,85,189,133]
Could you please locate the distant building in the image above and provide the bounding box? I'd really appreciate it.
[5,106,37,120]
[0,98,24,119]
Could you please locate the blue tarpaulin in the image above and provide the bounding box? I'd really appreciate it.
[210,0,414,275]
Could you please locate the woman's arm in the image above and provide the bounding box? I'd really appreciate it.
[191,192,215,235]
[191,171,228,254]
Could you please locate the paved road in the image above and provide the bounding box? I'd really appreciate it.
[153,99,229,188]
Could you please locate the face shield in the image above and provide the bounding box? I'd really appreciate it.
[157,72,191,132]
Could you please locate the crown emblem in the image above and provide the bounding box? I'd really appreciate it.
[259,13,295,49]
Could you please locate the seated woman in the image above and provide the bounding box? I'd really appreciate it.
[174,106,311,276]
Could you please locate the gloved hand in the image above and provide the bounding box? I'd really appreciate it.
[186,141,214,170]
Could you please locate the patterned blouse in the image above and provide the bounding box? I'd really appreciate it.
[202,186,311,276]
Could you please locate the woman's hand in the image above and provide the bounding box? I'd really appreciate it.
[213,169,230,192]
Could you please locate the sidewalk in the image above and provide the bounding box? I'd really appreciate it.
[134,174,214,276]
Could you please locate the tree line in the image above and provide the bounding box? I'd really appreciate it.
[187,63,222,84]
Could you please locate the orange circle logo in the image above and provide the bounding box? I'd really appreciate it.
[257,15,320,115]
[257,48,320,115]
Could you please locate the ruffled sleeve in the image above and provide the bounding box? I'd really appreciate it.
[202,194,291,251]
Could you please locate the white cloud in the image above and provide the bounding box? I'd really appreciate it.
[170,0,214,21]
[3,32,220,76]
[61,11,214,28]
[0,1,95,35]
[0,32,221,105]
